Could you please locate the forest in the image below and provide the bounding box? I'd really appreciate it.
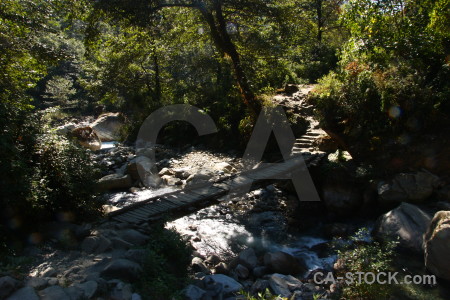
[1,0,450,299]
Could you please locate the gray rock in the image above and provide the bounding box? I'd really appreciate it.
[0,276,21,299]
[191,257,211,275]
[81,235,112,254]
[91,112,124,141]
[158,167,173,176]
[77,281,98,299]
[100,259,143,282]
[263,251,307,275]
[374,202,431,254]
[127,156,162,188]
[39,285,70,300]
[253,266,268,278]
[267,273,303,298]
[234,264,249,279]
[41,267,57,278]
[118,229,149,246]
[378,171,441,204]
[131,293,142,300]
[214,262,229,275]
[424,211,450,281]
[161,175,182,186]
[183,285,206,300]
[238,248,258,270]
[250,279,270,295]
[64,286,84,300]
[204,274,243,294]
[124,249,147,264]
[111,237,134,250]
[26,277,49,290]
[6,286,39,300]
[97,174,133,191]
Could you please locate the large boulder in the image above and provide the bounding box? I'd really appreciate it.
[6,286,39,300]
[71,127,101,151]
[237,248,258,270]
[424,211,450,281]
[374,202,431,254]
[263,251,307,275]
[97,174,133,191]
[127,156,162,188]
[91,112,125,142]
[0,276,22,299]
[378,171,441,205]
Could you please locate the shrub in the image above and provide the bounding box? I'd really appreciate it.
[334,228,398,300]
[0,109,103,251]
[134,225,192,300]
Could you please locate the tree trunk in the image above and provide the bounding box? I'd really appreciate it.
[153,49,161,103]
[196,1,261,116]
[316,0,323,43]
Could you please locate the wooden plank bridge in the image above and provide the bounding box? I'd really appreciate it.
[108,152,324,225]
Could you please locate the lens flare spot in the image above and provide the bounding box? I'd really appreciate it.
[389,106,402,119]
[29,232,42,245]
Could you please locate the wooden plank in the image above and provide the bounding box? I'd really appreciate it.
[121,210,148,220]
[138,205,162,215]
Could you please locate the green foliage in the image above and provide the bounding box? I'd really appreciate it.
[310,0,450,162]
[335,228,398,300]
[239,288,287,300]
[134,226,192,300]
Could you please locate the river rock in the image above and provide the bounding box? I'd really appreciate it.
[161,175,183,186]
[127,156,162,188]
[124,249,147,264]
[158,167,173,176]
[55,123,76,135]
[204,274,242,294]
[41,267,57,278]
[238,248,258,270]
[6,287,39,300]
[91,112,125,141]
[378,171,441,204]
[76,281,98,299]
[100,259,143,282]
[264,251,307,275]
[39,285,70,300]
[424,211,450,280]
[235,264,249,279]
[214,162,236,174]
[183,284,206,300]
[98,174,133,191]
[118,229,149,246]
[192,257,211,274]
[374,202,431,254]
[71,126,101,151]
[186,171,213,186]
[0,276,21,299]
[81,235,112,254]
[26,277,49,290]
[267,273,303,298]
[251,279,270,294]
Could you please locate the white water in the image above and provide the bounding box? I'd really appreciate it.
[167,205,337,273]
[101,141,118,150]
